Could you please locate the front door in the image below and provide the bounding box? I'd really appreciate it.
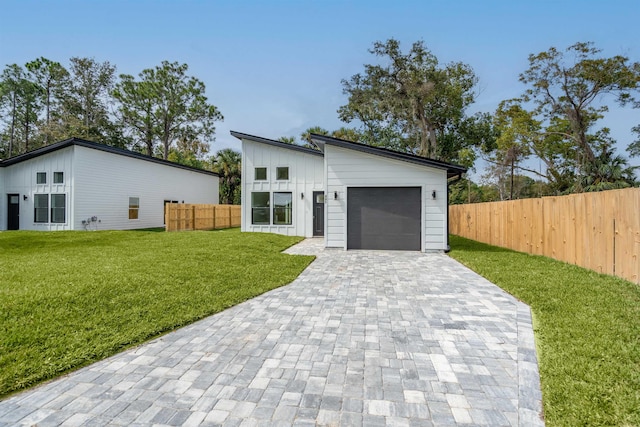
[313,191,324,237]
[7,194,20,230]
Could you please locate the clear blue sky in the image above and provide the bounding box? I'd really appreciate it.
[2,0,639,175]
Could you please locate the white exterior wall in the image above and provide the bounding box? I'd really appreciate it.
[72,146,218,230]
[1,147,74,231]
[241,140,324,237]
[0,145,218,231]
[325,145,448,251]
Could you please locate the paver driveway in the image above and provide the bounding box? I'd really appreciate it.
[0,239,544,426]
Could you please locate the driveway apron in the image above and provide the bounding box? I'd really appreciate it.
[0,239,544,426]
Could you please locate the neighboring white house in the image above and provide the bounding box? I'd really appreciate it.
[0,138,219,231]
[232,131,466,252]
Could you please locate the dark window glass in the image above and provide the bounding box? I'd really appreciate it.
[51,194,66,223]
[34,194,48,223]
[53,172,64,184]
[276,167,289,180]
[36,172,46,184]
[251,192,270,224]
[273,192,292,225]
[255,167,267,180]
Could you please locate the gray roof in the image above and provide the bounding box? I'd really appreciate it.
[230,131,323,156]
[310,134,467,179]
[0,137,218,176]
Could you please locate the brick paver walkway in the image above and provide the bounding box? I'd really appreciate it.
[0,239,544,426]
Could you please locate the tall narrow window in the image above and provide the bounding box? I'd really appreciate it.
[34,194,49,223]
[255,167,267,180]
[273,192,292,225]
[129,197,140,220]
[51,194,66,223]
[276,167,289,180]
[251,192,270,225]
[53,172,64,184]
[36,172,46,184]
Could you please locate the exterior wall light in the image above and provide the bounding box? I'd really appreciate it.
[432,190,437,200]
[334,191,338,200]
[23,195,28,201]
[301,192,304,200]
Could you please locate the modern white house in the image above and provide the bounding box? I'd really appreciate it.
[232,131,466,251]
[0,138,219,231]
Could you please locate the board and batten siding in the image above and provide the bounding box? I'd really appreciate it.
[72,146,218,230]
[1,146,74,231]
[324,145,448,251]
[241,139,324,237]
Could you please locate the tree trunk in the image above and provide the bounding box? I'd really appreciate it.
[9,92,16,157]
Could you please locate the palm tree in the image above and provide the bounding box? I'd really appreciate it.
[212,148,241,204]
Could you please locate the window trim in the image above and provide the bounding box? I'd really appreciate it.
[53,171,64,184]
[276,166,289,181]
[34,194,49,223]
[273,192,293,226]
[129,197,140,220]
[254,167,267,181]
[51,194,66,224]
[36,172,47,185]
[251,192,270,225]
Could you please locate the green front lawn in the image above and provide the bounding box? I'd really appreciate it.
[0,229,313,398]
[448,235,640,427]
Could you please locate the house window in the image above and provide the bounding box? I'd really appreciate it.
[129,197,140,220]
[34,194,49,223]
[273,192,292,225]
[51,194,66,223]
[255,167,267,180]
[276,167,289,180]
[53,172,64,184]
[251,192,270,225]
[36,172,46,184]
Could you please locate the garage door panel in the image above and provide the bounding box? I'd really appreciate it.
[347,187,421,250]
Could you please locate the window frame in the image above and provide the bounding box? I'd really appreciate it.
[53,172,64,184]
[34,194,49,223]
[276,166,289,181]
[129,197,140,220]
[36,172,47,185]
[51,194,66,224]
[273,192,293,225]
[254,167,267,181]
[251,192,270,225]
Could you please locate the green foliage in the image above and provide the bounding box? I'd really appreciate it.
[212,148,241,204]
[113,61,223,160]
[490,42,640,195]
[448,236,640,426]
[0,229,312,397]
[339,38,482,163]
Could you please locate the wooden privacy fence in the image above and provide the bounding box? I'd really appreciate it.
[449,188,640,284]
[165,204,241,232]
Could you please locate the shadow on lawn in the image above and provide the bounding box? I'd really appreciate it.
[449,235,513,253]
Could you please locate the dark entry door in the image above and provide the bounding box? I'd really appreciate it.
[347,187,421,250]
[7,194,20,230]
[313,191,324,236]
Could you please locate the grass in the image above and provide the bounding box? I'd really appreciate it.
[0,228,313,398]
[448,235,640,427]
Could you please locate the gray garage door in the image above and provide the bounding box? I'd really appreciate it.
[347,187,421,250]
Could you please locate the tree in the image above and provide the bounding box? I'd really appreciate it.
[115,61,223,160]
[519,42,640,180]
[338,38,478,161]
[64,57,118,143]
[25,58,70,145]
[0,64,43,156]
[212,148,241,205]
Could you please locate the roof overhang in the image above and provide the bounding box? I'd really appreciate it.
[0,138,218,176]
[230,131,324,157]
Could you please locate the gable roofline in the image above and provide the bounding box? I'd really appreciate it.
[310,133,467,179]
[0,137,218,176]
[230,131,324,157]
